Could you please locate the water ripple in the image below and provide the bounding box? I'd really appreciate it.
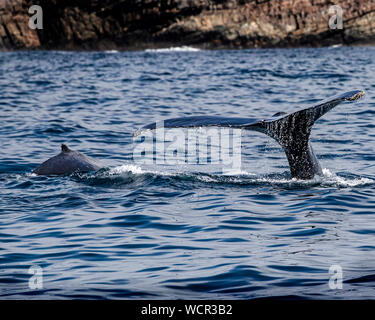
[1,47,375,299]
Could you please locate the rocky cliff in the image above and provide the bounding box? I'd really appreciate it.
[1,0,374,50]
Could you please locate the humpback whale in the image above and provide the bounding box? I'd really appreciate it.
[33,144,103,175]
[134,90,365,180]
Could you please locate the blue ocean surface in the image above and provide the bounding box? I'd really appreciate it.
[0,46,375,299]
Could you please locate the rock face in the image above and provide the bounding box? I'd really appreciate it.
[1,0,375,50]
[0,0,40,48]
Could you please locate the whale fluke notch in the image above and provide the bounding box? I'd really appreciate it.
[134,90,365,179]
[33,144,103,176]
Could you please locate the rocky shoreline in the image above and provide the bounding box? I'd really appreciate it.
[1,0,374,51]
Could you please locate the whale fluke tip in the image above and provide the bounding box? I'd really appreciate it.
[349,90,365,101]
[61,144,71,152]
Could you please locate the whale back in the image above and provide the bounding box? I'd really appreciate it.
[33,144,103,175]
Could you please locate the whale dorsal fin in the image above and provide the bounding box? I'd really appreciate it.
[61,144,71,153]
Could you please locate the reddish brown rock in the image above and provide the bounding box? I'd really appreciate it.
[0,0,40,49]
[0,0,374,50]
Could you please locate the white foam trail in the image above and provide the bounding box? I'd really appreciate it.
[106,165,374,187]
[110,164,144,175]
[321,168,374,187]
[105,50,119,53]
[222,169,256,176]
[145,46,201,52]
[196,175,217,183]
[109,164,178,177]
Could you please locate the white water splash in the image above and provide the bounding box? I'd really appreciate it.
[109,164,144,175]
[106,164,374,188]
[109,164,183,178]
[222,169,256,176]
[330,44,343,48]
[145,46,201,52]
[321,168,374,187]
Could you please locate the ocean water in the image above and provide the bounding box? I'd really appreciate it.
[1,46,375,299]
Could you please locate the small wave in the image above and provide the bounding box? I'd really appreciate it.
[110,164,144,175]
[84,165,374,189]
[233,169,374,187]
[20,163,374,190]
[108,164,178,177]
[105,50,119,53]
[145,46,201,52]
[230,169,375,188]
[320,168,374,187]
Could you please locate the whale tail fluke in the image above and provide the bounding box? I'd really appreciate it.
[134,90,365,179]
[246,90,365,179]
